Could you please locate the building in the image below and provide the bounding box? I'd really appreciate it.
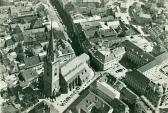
[29,100,59,113]
[126,35,154,53]
[135,13,152,25]
[134,99,153,113]
[89,47,125,71]
[125,52,168,109]
[43,25,94,97]
[43,26,60,97]
[23,56,42,70]
[59,53,94,93]
[18,68,39,89]
[89,74,129,113]
[55,39,75,64]
[120,87,139,105]
[123,38,154,66]
[97,80,120,99]
[76,0,102,8]
[4,36,16,50]
[67,90,114,113]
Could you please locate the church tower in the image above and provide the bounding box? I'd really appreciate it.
[43,23,60,97]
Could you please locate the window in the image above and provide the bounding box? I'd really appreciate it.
[55,73,57,76]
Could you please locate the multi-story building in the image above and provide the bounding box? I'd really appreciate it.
[123,35,154,66]
[125,52,168,109]
[89,47,125,71]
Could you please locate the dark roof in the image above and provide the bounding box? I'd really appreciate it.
[120,87,139,102]
[24,56,41,68]
[123,40,154,62]
[138,52,168,72]
[19,69,38,82]
[125,70,150,90]
[101,16,115,22]
[35,32,50,42]
[2,104,19,113]
[5,39,15,47]
[23,15,38,23]
[82,39,92,50]
[30,18,44,29]
[12,33,24,42]
[99,29,117,38]
[91,7,107,15]
[13,24,22,34]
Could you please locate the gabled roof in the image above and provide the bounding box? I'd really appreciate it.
[61,53,89,77]
[120,87,138,101]
[35,32,50,42]
[12,33,24,42]
[126,70,150,89]
[5,39,15,47]
[30,18,44,29]
[19,69,38,82]
[91,49,115,64]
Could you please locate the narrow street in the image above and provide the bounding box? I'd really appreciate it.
[49,0,83,56]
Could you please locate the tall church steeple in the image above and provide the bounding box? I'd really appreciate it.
[43,22,60,97]
[47,22,55,61]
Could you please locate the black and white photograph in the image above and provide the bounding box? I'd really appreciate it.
[0,0,168,113]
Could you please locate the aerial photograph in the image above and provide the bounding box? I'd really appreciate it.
[0,0,168,113]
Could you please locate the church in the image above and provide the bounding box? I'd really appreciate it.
[43,25,95,97]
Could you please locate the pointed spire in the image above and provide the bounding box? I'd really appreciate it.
[47,22,55,61]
